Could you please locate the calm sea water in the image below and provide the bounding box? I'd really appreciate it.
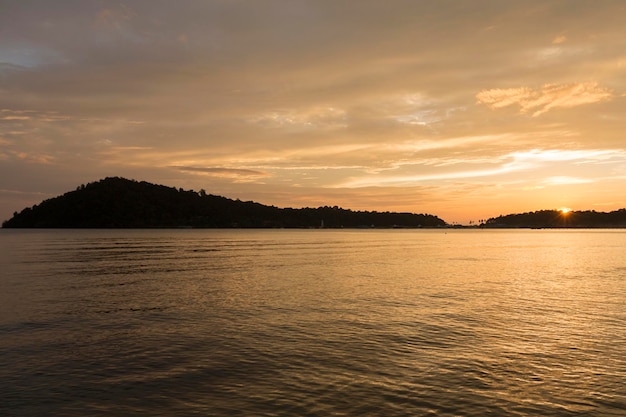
[1,229,625,416]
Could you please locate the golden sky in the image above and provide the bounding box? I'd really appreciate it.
[2,1,626,224]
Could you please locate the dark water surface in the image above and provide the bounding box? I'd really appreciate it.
[1,229,625,416]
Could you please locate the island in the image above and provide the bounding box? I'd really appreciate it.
[482,209,626,229]
[2,177,446,229]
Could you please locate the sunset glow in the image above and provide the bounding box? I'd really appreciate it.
[1,1,626,224]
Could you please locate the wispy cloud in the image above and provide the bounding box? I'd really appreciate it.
[1,115,31,121]
[0,188,50,196]
[172,166,269,181]
[335,148,626,188]
[543,176,593,185]
[508,149,620,163]
[476,82,613,116]
[247,107,347,130]
[13,151,55,164]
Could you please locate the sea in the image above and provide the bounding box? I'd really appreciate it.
[1,229,624,416]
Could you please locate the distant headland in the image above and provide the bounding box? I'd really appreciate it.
[2,177,626,229]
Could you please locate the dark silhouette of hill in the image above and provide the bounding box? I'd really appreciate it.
[2,177,446,228]
[483,209,626,228]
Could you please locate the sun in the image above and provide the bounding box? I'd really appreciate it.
[558,207,572,214]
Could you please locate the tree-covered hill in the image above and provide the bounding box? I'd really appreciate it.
[483,209,626,228]
[2,177,446,228]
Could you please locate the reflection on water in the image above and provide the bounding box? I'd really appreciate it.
[1,229,625,416]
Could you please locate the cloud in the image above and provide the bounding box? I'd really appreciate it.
[543,176,593,185]
[373,93,466,127]
[14,151,55,164]
[476,82,613,116]
[1,115,31,121]
[172,166,269,181]
[247,107,347,130]
[94,6,134,30]
[508,149,620,163]
[335,148,626,188]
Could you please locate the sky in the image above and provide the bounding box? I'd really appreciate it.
[1,0,626,224]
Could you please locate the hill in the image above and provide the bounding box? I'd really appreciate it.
[2,177,446,228]
[483,209,626,228]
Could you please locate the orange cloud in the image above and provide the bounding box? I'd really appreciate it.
[1,115,31,121]
[477,82,613,116]
[14,151,55,164]
[172,166,270,182]
[335,148,625,188]
[94,6,134,30]
[247,107,347,130]
[543,176,593,185]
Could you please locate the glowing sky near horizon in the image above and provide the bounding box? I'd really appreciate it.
[1,1,626,224]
